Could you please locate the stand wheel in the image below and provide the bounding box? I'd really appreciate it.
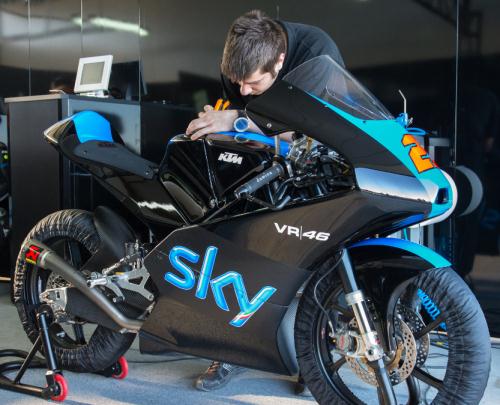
[112,356,128,380]
[50,374,68,402]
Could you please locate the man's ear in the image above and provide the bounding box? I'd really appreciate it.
[275,53,286,74]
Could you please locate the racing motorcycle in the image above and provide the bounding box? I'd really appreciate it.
[13,55,490,404]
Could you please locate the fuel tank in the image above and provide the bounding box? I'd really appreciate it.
[160,133,284,223]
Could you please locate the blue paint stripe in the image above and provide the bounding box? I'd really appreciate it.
[349,238,451,268]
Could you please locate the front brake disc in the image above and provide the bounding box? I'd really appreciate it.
[343,305,427,386]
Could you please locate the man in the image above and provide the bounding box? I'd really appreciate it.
[186,9,345,393]
[186,9,344,140]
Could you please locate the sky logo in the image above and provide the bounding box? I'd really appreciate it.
[166,246,277,327]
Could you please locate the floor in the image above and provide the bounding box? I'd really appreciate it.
[0,283,499,405]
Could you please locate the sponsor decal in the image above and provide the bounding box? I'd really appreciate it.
[274,223,330,241]
[165,246,276,327]
[402,134,436,173]
[25,244,43,265]
[218,152,243,165]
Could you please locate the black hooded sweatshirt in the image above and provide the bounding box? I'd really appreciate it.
[221,20,345,109]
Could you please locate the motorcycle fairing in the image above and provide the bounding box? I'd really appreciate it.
[141,225,310,374]
[207,190,430,270]
[140,190,429,373]
[246,81,455,223]
[246,82,413,177]
[313,97,455,222]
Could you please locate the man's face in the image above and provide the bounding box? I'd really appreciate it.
[237,69,277,97]
[237,54,285,97]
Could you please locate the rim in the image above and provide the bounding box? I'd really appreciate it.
[313,284,449,404]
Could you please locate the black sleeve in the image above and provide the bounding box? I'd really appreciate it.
[307,26,345,68]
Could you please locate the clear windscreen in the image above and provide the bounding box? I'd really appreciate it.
[283,55,394,121]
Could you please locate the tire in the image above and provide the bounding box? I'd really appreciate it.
[13,209,135,373]
[295,264,491,404]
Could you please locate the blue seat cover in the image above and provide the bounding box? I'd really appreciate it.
[72,111,113,144]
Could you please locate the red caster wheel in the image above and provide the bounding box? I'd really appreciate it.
[50,373,68,402]
[112,356,129,380]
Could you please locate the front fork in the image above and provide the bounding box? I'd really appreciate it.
[338,250,397,405]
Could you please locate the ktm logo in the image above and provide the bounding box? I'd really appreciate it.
[165,246,276,327]
[218,152,243,165]
[402,134,437,173]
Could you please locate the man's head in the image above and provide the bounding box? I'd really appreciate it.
[221,10,286,96]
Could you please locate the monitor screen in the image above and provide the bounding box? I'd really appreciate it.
[74,55,113,94]
[80,62,105,85]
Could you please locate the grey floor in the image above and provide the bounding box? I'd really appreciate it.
[0,283,499,405]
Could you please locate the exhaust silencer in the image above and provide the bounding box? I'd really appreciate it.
[24,240,143,332]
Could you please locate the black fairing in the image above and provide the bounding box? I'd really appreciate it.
[207,191,430,270]
[142,226,309,374]
[246,81,413,176]
[82,206,136,272]
[140,190,430,374]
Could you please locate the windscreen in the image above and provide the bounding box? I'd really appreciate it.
[283,55,393,121]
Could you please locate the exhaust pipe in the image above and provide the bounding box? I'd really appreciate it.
[24,240,143,332]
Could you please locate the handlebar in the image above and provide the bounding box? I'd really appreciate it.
[234,164,284,198]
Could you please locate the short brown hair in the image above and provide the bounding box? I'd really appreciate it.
[221,10,286,82]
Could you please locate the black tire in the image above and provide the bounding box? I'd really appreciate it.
[295,265,491,404]
[13,209,135,373]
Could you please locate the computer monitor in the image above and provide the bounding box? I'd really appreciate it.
[74,55,113,95]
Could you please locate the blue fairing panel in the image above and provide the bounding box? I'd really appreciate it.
[310,94,454,222]
[72,111,113,144]
[348,238,451,268]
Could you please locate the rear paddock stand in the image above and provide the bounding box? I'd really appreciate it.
[0,305,130,402]
[0,305,68,401]
[0,305,128,402]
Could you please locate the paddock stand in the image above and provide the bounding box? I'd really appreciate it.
[0,304,128,402]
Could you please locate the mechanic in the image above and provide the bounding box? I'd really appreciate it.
[186,9,345,394]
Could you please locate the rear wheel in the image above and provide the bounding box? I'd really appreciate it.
[295,265,491,404]
[13,210,135,372]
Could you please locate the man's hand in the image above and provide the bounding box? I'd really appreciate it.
[186,105,238,140]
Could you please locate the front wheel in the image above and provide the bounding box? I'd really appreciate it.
[295,265,491,404]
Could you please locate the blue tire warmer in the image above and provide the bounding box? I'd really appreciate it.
[417,289,447,330]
